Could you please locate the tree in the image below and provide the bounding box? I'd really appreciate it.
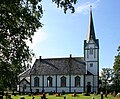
[100,68,113,94]
[113,46,120,92]
[113,46,120,71]
[52,0,77,13]
[0,0,78,90]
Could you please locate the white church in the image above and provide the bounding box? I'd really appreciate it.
[18,9,99,93]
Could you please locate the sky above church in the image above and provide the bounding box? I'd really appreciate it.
[28,0,120,72]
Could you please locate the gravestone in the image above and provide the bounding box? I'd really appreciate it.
[116,93,120,98]
[92,97,94,99]
[112,91,116,97]
[100,92,103,99]
[8,95,12,99]
[0,95,3,99]
[64,95,66,99]
[41,93,47,99]
[32,96,35,99]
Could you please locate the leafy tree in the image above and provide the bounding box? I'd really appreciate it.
[0,0,77,90]
[52,0,77,13]
[113,46,120,92]
[100,68,113,94]
[113,46,120,72]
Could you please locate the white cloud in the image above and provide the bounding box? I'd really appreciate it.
[75,0,100,14]
[27,29,47,49]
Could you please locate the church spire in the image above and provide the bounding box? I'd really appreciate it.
[87,6,96,43]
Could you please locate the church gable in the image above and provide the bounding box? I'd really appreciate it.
[19,78,30,85]
[30,57,86,75]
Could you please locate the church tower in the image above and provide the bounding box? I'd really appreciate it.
[84,7,99,92]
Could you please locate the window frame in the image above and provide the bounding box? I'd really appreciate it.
[47,76,53,87]
[34,77,39,87]
[75,76,81,87]
[61,76,66,87]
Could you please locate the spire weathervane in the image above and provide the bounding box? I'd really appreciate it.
[90,5,92,8]
[90,5,92,12]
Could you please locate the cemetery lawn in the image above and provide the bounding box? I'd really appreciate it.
[3,94,118,99]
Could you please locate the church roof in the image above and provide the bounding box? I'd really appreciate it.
[30,56,86,75]
[87,70,94,75]
[18,68,31,77]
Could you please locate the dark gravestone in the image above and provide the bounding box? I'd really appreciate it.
[112,91,116,97]
[32,96,35,99]
[83,93,90,96]
[8,95,12,99]
[105,90,107,97]
[64,95,66,99]
[49,91,53,95]
[61,90,65,95]
[56,93,61,97]
[100,92,103,99]
[42,90,44,94]
[41,93,47,99]
[92,97,94,99]
[0,95,3,99]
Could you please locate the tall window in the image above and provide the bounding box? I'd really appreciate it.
[47,77,53,87]
[90,47,93,55]
[61,76,66,87]
[23,84,26,89]
[75,76,81,87]
[34,77,39,87]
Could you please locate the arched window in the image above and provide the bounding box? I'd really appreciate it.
[75,76,81,87]
[34,77,39,87]
[47,76,53,87]
[61,76,66,87]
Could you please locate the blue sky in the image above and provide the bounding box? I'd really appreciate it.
[28,0,120,72]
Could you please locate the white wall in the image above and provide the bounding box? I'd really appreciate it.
[19,80,30,92]
[22,74,96,93]
[86,62,98,75]
[93,76,98,92]
[31,75,85,93]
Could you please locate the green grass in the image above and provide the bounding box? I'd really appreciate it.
[3,94,118,99]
